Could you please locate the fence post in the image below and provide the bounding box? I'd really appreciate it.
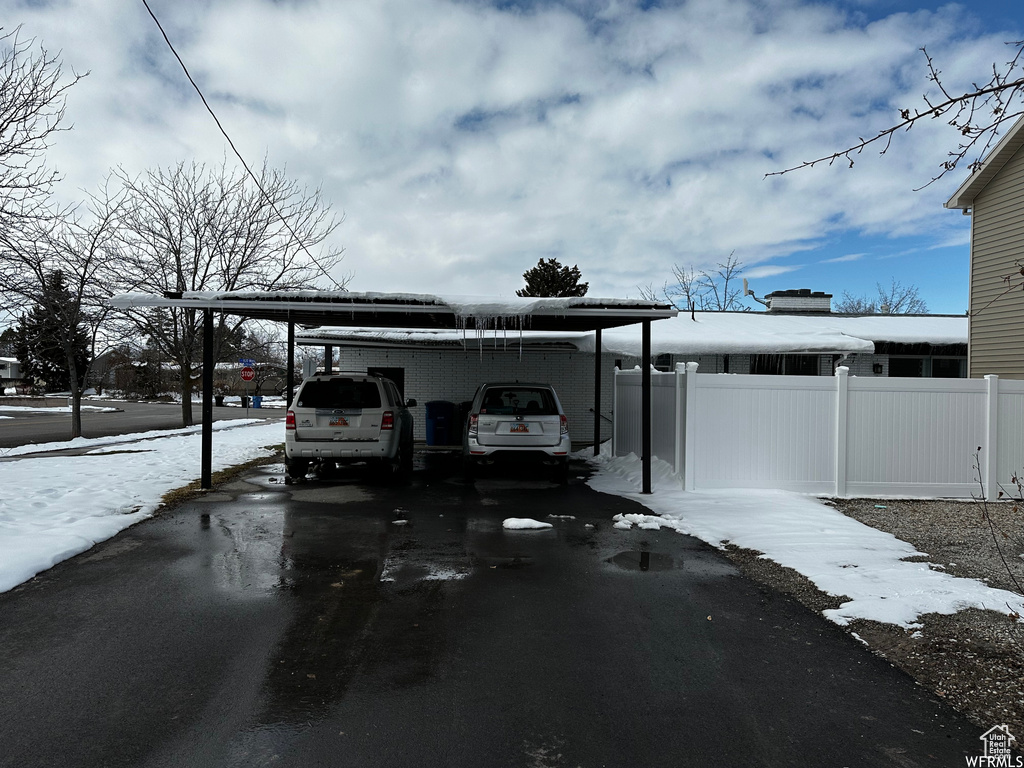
[674,363,685,476]
[683,361,699,491]
[612,366,619,457]
[985,374,999,501]
[834,366,849,498]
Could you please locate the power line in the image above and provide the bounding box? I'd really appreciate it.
[140,0,345,291]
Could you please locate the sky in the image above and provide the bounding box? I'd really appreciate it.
[6,0,1024,314]
[1,411,1020,631]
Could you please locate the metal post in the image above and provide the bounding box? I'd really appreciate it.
[287,319,295,408]
[593,328,602,456]
[325,344,333,374]
[642,320,652,494]
[201,309,214,490]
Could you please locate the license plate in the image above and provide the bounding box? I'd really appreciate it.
[510,423,530,433]
[329,417,349,427]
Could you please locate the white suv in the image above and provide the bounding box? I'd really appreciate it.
[463,382,571,482]
[285,372,416,482]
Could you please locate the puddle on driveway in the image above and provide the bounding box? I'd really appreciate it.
[608,550,674,572]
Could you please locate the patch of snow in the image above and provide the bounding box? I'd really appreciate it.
[588,452,1024,629]
[503,518,554,530]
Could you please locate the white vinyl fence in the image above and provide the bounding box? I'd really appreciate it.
[613,364,1024,498]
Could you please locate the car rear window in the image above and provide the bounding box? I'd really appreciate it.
[480,387,557,415]
[296,379,382,409]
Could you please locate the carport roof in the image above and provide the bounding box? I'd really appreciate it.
[108,290,677,331]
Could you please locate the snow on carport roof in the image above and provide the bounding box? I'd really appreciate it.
[108,290,677,331]
[296,312,967,356]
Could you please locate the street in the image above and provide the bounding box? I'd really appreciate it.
[0,456,979,767]
[0,400,276,449]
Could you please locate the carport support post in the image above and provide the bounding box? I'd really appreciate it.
[287,319,295,408]
[324,344,333,374]
[593,328,602,455]
[641,320,652,494]
[201,308,213,490]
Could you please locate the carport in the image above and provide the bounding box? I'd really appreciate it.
[108,291,677,493]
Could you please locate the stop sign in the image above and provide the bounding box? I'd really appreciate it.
[240,366,255,382]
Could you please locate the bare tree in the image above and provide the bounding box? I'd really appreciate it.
[111,159,347,426]
[641,253,749,312]
[833,279,928,314]
[0,199,122,437]
[768,42,1024,189]
[0,27,85,223]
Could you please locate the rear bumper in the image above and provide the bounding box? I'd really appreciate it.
[464,435,570,461]
[286,433,398,461]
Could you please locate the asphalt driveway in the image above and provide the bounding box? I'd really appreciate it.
[0,455,981,767]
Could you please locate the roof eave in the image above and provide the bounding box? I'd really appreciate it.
[945,114,1024,210]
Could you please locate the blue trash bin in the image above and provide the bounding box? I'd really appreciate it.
[425,400,456,446]
[252,395,263,408]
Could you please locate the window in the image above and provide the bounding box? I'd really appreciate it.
[480,387,557,415]
[750,354,820,375]
[931,358,965,378]
[888,357,924,377]
[296,378,382,409]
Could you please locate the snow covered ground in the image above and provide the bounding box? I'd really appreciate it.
[589,452,1024,629]
[2,420,1022,633]
[0,419,282,593]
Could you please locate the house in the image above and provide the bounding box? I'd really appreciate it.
[945,114,1024,378]
[0,357,23,390]
[297,290,967,443]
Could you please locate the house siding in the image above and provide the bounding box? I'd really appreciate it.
[970,141,1024,378]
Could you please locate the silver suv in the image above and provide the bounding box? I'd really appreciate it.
[463,382,570,482]
[285,372,416,482]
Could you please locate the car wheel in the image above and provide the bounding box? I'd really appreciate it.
[383,442,411,485]
[285,457,309,480]
[400,436,414,475]
[552,459,569,485]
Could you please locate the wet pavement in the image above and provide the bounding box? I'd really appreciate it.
[0,454,981,767]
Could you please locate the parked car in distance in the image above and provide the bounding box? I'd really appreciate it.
[285,372,416,482]
[463,382,570,482]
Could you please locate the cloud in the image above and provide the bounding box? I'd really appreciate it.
[821,253,866,263]
[745,264,803,279]
[7,0,1018,304]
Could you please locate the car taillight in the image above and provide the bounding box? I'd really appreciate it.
[468,413,479,436]
[286,410,295,430]
[560,414,568,435]
[381,411,395,430]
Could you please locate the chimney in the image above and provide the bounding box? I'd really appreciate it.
[765,289,832,314]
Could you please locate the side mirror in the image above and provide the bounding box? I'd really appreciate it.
[406,398,417,408]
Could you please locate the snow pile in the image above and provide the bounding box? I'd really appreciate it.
[0,419,266,458]
[0,421,283,593]
[503,518,554,530]
[589,452,1024,628]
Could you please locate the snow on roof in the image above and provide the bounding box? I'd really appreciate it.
[111,290,669,317]
[298,312,967,356]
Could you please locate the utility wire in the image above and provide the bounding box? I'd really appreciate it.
[140,0,345,291]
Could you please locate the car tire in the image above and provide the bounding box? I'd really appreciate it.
[383,441,411,485]
[553,459,569,485]
[285,457,309,480]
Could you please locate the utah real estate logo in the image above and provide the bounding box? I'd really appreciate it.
[966,725,1020,767]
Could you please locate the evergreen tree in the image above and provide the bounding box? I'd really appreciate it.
[516,258,589,298]
[15,271,91,392]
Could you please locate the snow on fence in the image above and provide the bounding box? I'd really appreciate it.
[613,364,1024,498]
